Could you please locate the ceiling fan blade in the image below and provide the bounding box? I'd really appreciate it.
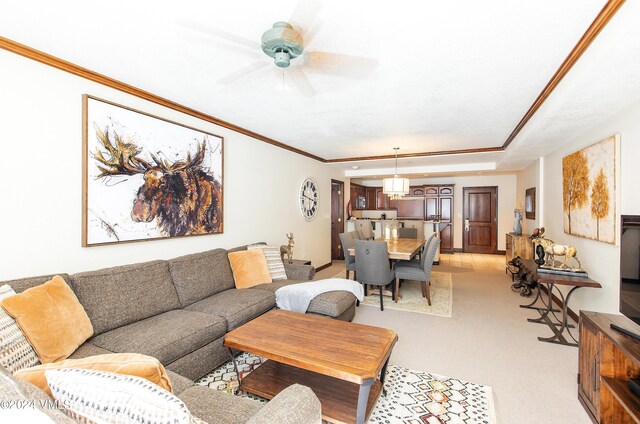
[176,18,260,50]
[303,51,379,78]
[218,61,270,84]
[289,0,322,44]
[287,67,315,97]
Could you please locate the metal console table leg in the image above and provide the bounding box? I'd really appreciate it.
[538,286,580,347]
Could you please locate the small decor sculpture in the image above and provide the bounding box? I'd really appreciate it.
[530,227,585,274]
[280,233,295,264]
[513,209,523,235]
[508,256,537,297]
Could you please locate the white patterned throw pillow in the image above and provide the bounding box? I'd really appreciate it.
[46,368,202,424]
[0,284,40,373]
[248,244,287,281]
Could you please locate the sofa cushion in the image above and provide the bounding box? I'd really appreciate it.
[0,284,40,373]
[228,250,272,289]
[185,289,275,330]
[70,260,181,335]
[168,248,235,307]
[0,274,72,294]
[14,353,172,396]
[167,370,195,396]
[2,276,94,364]
[90,310,226,365]
[46,369,195,423]
[68,342,113,359]
[179,385,263,424]
[251,280,356,317]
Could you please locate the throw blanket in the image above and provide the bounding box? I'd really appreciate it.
[275,279,364,313]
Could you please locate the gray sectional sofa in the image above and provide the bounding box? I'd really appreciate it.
[0,244,357,422]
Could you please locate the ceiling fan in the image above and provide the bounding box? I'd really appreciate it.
[177,0,378,96]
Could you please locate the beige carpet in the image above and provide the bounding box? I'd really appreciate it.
[332,270,452,317]
[319,255,590,424]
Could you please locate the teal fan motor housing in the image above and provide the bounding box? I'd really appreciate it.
[261,22,304,68]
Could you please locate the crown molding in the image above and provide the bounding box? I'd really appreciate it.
[0,36,325,163]
[0,0,625,164]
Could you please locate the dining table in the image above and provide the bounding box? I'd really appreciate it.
[346,237,426,261]
[347,237,426,301]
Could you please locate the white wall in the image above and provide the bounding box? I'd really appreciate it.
[515,159,540,234]
[542,99,640,314]
[0,50,343,280]
[354,174,517,250]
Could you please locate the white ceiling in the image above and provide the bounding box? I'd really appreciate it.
[1,0,638,175]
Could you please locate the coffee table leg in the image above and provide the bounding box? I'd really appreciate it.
[380,356,390,397]
[356,379,374,424]
[228,347,242,390]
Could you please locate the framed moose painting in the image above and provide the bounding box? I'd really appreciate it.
[82,95,224,246]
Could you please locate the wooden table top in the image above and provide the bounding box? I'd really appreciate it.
[224,310,398,384]
[347,237,426,261]
[520,259,602,288]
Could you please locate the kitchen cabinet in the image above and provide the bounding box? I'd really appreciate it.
[366,188,376,210]
[425,185,454,253]
[410,186,425,196]
[397,198,425,219]
[375,189,388,210]
[350,184,367,210]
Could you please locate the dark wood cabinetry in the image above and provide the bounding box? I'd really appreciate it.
[396,198,425,219]
[578,311,640,423]
[349,183,367,211]
[366,188,376,210]
[424,185,454,253]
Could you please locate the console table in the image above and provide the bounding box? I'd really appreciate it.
[516,259,601,347]
[578,311,640,423]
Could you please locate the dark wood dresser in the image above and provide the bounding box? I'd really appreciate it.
[579,311,640,423]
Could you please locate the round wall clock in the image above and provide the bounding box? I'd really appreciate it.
[299,178,319,221]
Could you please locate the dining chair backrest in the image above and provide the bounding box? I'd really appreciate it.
[338,232,355,266]
[419,234,437,268]
[355,240,390,286]
[349,230,361,240]
[354,220,374,240]
[422,237,441,277]
[398,227,418,239]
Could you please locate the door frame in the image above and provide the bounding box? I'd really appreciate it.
[331,179,345,260]
[462,186,498,254]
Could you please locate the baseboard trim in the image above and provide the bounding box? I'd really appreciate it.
[315,262,332,272]
[453,248,505,255]
[540,285,580,323]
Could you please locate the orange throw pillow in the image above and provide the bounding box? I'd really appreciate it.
[228,250,272,289]
[14,353,172,397]
[1,276,94,364]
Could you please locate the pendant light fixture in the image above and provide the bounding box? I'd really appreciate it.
[382,147,410,200]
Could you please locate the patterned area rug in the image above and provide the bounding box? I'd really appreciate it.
[196,352,496,424]
[332,271,453,317]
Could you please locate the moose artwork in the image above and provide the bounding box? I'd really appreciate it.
[83,96,223,246]
[562,135,617,244]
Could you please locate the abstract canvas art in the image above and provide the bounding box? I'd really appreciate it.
[562,135,617,244]
[83,95,223,246]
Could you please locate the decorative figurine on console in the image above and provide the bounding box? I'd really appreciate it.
[530,227,587,276]
[280,233,295,264]
[508,256,538,296]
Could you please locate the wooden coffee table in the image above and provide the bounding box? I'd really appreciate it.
[224,310,398,424]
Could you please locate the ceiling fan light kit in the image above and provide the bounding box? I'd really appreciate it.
[261,21,303,68]
[383,147,410,200]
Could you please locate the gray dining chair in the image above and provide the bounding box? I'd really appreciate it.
[338,232,357,281]
[398,227,418,239]
[355,240,396,311]
[398,233,437,268]
[394,238,440,306]
[354,220,374,240]
[349,230,361,240]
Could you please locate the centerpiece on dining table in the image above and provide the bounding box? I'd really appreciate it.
[382,220,400,242]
